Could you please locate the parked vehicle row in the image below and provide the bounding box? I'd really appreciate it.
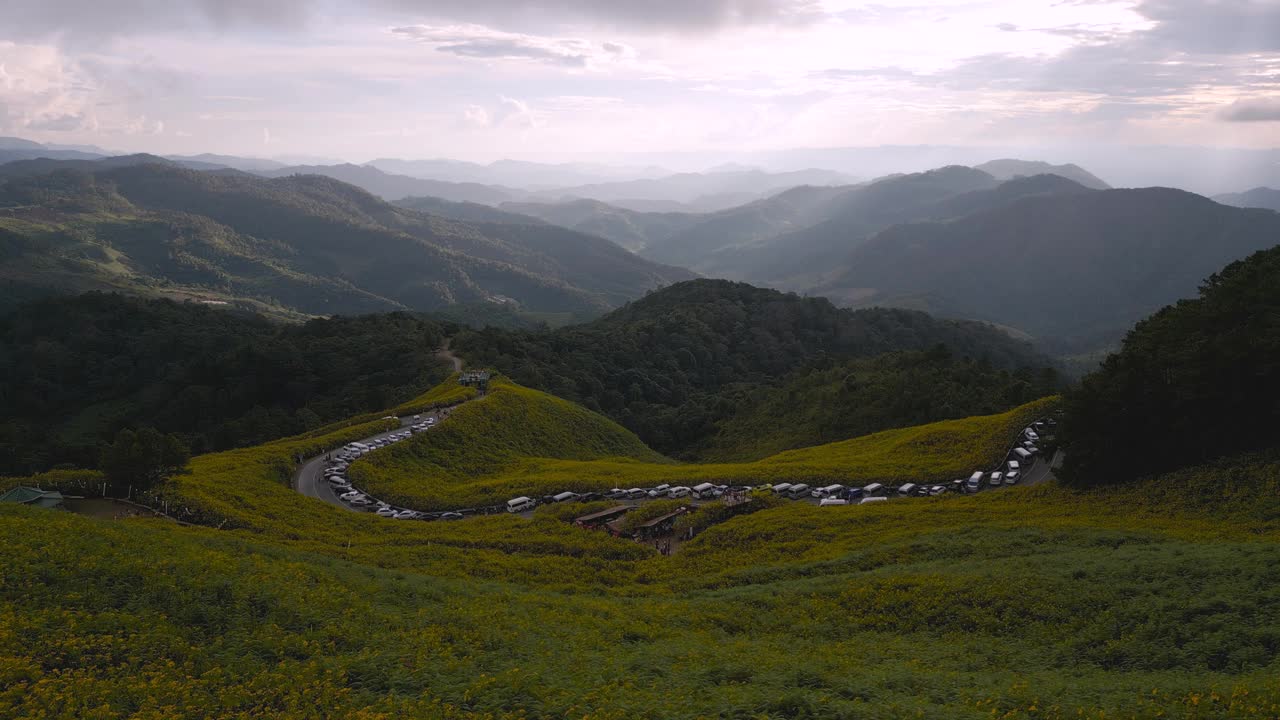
[320,412,1057,523]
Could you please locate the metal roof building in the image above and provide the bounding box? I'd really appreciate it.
[0,486,65,509]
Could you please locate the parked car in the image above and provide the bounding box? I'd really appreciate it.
[667,486,692,499]
[552,491,580,503]
[928,485,948,496]
[506,497,536,513]
[376,507,398,517]
[605,488,628,499]
[819,498,849,506]
[625,488,647,499]
[439,512,464,521]
[648,484,671,498]
[786,483,811,499]
[843,486,865,500]
[812,484,844,499]
[394,510,419,520]
[1004,470,1020,484]
[897,483,918,497]
[862,483,886,497]
[989,471,1003,487]
[859,497,888,505]
[349,497,373,507]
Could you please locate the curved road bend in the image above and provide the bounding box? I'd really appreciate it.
[293,342,469,512]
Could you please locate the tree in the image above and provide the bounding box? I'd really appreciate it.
[99,428,190,493]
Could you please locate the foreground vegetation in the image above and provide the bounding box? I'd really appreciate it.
[4,448,1280,718]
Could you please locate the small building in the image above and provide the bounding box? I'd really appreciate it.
[0,486,65,509]
[574,505,630,529]
[459,370,491,389]
[632,506,689,540]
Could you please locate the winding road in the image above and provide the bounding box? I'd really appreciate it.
[292,338,1059,517]
[292,342,471,512]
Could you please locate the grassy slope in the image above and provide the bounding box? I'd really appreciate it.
[351,377,1055,509]
[6,376,1280,718]
[4,454,1280,718]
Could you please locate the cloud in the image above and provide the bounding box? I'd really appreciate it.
[391,24,634,69]
[1220,98,1280,122]
[377,0,820,33]
[0,0,312,41]
[1137,0,1280,54]
[0,0,818,41]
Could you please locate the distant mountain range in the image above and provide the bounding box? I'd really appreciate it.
[974,159,1110,189]
[814,187,1280,349]
[1213,187,1280,212]
[0,161,692,319]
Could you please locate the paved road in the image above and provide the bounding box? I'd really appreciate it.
[292,412,442,511]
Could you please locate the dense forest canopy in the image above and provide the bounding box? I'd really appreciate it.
[455,279,1060,457]
[0,293,456,474]
[1060,244,1280,486]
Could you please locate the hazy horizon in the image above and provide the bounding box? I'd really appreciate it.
[1,0,1277,164]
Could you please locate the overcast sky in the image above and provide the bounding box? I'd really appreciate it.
[0,0,1276,162]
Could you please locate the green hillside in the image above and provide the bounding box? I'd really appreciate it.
[0,162,693,319]
[349,375,1053,509]
[699,348,1061,461]
[455,279,1058,457]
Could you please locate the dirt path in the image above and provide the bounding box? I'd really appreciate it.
[437,338,463,372]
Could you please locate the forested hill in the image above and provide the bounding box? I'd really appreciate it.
[454,279,1060,457]
[1060,243,1280,487]
[0,162,693,319]
[0,292,459,475]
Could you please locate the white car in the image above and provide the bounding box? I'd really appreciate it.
[339,491,363,500]
[394,510,419,520]
[819,498,849,506]
[349,497,373,507]
[648,484,671,498]
[859,497,888,505]
[376,507,398,517]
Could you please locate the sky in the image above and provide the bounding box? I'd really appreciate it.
[0,0,1277,162]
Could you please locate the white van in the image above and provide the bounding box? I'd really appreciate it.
[786,483,811,499]
[988,471,1003,487]
[967,471,985,492]
[819,498,848,506]
[552,491,579,503]
[897,483,918,497]
[667,486,692,499]
[506,496,536,513]
[859,496,888,505]
[691,482,716,499]
[1013,447,1033,462]
[771,483,794,495]
[862,483,886,497]
[813,484,844,499]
